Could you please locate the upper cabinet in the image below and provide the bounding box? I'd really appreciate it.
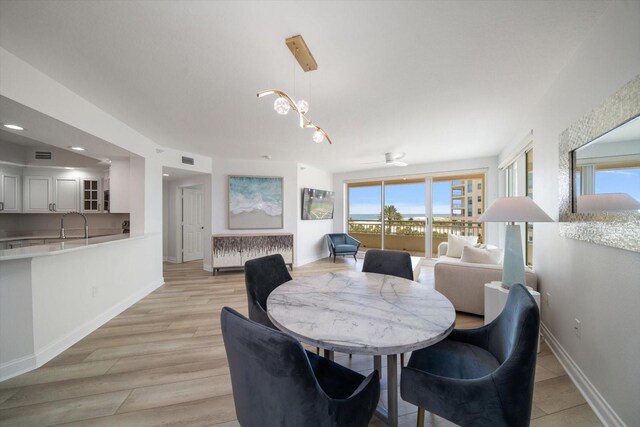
[0,167,22,213]
[109,159,130,213]
[23,175,79,213]
[80,178,103,213]
[23,175,53,213]
[54,177,79,212]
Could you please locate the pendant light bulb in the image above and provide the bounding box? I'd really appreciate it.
[274,97,291,115]
[297,100,309,114]
[312,130,324,144]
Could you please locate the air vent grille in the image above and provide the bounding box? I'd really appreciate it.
[181,156,194,165]
[35,151,53,160]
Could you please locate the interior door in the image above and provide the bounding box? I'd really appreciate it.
[182,187,204,262]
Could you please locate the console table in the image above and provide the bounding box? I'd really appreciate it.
[211,233,293,275]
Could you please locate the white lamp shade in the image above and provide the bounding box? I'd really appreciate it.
[577,193,640,212]
[479,197,553,223]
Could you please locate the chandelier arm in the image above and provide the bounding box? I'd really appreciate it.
[257,88,332,144]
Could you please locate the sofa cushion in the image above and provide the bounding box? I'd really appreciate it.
[335,244,357,254]
[460,246,503,265]
[445,234,478,258]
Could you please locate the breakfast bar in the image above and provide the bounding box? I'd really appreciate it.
[0,232,164,381]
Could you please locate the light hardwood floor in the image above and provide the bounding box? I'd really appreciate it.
[0,259,601,426]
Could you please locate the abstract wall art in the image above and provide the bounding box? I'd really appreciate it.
[228,175,283,229]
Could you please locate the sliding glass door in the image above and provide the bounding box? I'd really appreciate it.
[383,179,426,255]
[347,179,426,256]
[348,182,382,251]
[431,174,485,257]
[347,173,485,258]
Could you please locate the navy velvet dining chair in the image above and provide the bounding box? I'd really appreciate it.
[362,249,413,281]
[244,253,292,330]
[221,306,380,427]
[400,283,540,427]
[362,249,414,366]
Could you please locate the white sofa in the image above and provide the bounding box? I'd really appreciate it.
[434,242,537,315]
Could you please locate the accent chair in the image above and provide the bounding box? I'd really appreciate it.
[400,283,540,427]
[326,233,361,262]
[221,307,380,427]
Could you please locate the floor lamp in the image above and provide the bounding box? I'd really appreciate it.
[479,197,553,289]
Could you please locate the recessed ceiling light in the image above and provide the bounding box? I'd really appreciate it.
[163,173,170,177]
[3,124,24,130]
[64,167,74,170]
[70,146,85,151]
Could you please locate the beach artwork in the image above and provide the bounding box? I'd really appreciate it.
[228,176,283,229]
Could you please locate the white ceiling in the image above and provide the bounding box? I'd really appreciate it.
[0,1,610,173]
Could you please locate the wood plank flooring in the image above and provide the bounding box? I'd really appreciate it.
[0,259,601,426]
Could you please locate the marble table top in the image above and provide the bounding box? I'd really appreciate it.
[267,271,456,355]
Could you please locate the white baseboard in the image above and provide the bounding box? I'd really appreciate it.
[541,323,626,427]
[0,277,164,382]
[0,354,37,382]
[203,263,212,272]
[165,256,179,263]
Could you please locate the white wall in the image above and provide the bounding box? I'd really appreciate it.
[499,2,640,425]
[211,157,334,266]
[297,164,334,265]
[332,156,500,247]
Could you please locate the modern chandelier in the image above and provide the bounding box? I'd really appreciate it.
[257,35,332,145]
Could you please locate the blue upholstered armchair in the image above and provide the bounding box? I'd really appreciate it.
[326,233,361,263]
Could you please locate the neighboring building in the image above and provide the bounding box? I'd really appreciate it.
[451,179,483,220]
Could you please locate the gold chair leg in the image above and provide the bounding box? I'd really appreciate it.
[417,407,425,427]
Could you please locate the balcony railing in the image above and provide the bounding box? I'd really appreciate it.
[348,219,483,239]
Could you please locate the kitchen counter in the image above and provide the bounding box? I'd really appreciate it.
[0,232,163,381]
[0,233,121,242]
[0,233,138,261]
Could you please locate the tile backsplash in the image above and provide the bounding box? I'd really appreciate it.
[0,213,130,238]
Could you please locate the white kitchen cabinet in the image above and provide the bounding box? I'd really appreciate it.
[0,167,22,213]
[81,178,102,213]
[23,176,53,213]
[23,175,79,213]
[54,177,79,212]
[108,159,130,213]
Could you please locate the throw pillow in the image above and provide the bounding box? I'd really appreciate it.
[460,245,504,265]
[445,234,479,258]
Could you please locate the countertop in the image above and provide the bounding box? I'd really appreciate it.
[0,233,122,242]
[0,234,142,261]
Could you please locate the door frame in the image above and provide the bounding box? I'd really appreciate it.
[344,169,488,258]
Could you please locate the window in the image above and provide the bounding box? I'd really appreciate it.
[467,180,472,193]
[477,208,482,215]
[477,183,482,190]
[477,195,481,202]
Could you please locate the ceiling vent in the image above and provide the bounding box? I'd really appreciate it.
[35,151,53,160]
[181,156,194,165]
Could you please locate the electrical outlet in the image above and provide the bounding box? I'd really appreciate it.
[546,292,551,307]
[574,318,581,338]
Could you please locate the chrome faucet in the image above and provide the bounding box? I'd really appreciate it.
[60,211,89,239]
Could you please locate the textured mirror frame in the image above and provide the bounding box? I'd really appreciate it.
[559,74,640,252]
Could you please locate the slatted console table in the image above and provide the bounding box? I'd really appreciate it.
[211,233,294,275]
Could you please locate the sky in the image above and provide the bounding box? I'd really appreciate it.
[348,182,452,215]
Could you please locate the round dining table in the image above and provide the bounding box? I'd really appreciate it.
[267,271,456,427]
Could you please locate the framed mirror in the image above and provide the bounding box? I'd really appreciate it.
[559,74,640,252]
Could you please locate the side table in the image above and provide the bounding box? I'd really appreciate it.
[484,281,541,352]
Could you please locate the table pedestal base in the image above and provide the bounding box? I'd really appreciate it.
[373,354,399,427]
